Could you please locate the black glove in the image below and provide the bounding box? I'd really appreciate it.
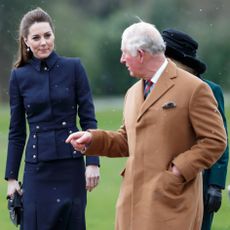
[205,185,222,213]
[7,190,23,226]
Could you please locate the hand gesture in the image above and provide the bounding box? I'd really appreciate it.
[66,131,92,152]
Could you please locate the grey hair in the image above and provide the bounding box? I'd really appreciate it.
[121,21,166,56]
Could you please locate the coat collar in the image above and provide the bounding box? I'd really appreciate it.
[28,51,59,72]
[137,59,177,121]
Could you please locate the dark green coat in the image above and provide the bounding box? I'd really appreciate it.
[202,79,229,230]
[203,79,229,190]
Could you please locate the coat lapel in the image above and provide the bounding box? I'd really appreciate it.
[125,80,145,123]
[137,60,177,121]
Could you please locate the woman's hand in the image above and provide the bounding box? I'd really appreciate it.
[7,179,22,198]
[85,165,100,192]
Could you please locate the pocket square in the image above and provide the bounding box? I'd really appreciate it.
[162,101,176,109]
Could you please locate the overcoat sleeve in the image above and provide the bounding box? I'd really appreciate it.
[5,70,26,180]
[85,125,129,158]
[84,93,129,157]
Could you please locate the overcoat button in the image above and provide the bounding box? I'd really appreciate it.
[33,145,36,149]
[33,134,36,138]
[33,155,37,159]
[36,125,40,129]
[62,121,67,126]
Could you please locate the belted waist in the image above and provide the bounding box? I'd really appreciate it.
[29,120,76,132]
[26,119,81,163]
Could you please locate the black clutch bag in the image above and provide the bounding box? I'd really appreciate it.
[7,190,23,226]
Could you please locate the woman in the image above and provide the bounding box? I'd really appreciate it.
[5,7,100,230]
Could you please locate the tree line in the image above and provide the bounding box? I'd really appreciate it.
[0,0,229,102]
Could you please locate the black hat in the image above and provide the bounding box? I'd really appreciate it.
[162,28,206,75]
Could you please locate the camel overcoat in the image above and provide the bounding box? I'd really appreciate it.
[86,60,227,230]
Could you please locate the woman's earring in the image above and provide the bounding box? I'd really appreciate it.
[26,47,30,52]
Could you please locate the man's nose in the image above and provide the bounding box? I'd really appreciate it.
[120,54,125,64]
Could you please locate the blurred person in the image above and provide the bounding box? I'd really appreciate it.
[66,21,227,230]
[5,7,100,230]
[161,28,229,230]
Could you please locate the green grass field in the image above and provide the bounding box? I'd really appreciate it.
[1,102,230,229]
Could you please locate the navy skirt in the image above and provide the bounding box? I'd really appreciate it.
[21,158,86,230]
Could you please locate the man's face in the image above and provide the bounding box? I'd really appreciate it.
[120,48,142,78]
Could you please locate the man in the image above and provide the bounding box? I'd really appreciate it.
[66,21,227,230]
[161,28,229,230]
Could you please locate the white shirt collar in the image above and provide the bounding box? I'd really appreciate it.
[150,59,168,84]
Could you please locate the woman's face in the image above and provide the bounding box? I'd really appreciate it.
[24,22,55,59]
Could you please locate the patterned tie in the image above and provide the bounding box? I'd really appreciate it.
[144,80,154,99]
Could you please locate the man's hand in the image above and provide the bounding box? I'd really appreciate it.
[171,164,182,177]
[170,164,185,182]
[65,131,92,152]
[205,185,222,213]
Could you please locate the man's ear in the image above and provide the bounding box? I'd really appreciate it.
[137,49,145,63]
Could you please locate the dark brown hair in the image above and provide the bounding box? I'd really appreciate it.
[14,7,54,68]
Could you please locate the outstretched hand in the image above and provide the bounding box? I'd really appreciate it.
[65,131,92,152]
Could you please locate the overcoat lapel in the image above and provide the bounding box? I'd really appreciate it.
[137,60,177,121]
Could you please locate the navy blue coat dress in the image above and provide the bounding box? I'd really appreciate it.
[5,51,99,230]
